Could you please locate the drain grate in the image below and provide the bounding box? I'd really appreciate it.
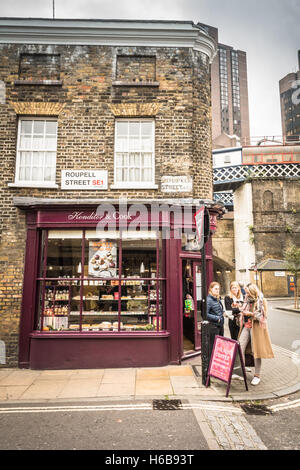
[241,404,272,416]
[153,399,183,410]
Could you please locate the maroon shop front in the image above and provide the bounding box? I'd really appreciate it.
[18,201,217,370]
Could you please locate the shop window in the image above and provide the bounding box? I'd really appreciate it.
[15,118,57,186]
[36,229,165,333]
[113,119,155,188]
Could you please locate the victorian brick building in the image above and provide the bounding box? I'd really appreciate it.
[0,18,223,369]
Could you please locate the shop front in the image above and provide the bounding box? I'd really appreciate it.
[17,200,218,369]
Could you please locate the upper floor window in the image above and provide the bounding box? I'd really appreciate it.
[15,118,57,186]
[113,119,156,188]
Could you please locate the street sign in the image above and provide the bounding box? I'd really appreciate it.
[205,336,248,397]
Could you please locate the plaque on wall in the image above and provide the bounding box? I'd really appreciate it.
[161,176,193,193]
[61,170,108,190]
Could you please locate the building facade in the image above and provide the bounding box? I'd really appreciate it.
[212,143,300,297]
[198,23,250,149]
[0,18,224,369]
[279,51,300,141]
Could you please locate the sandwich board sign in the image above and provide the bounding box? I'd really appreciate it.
[205,336,248,397]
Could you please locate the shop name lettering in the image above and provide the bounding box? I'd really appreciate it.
[68,211,137,221]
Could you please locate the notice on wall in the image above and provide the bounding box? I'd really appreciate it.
[206,336,248,397]
[161,176,193,193]
[88,240,117,278]
[61,170,108,190]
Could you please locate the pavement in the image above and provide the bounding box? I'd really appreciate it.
[1,300,299,404]
[0,342,299,403]
[266,297,300,314]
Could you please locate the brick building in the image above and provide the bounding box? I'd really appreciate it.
[198,23,250,149]
[279,51,300,141]
[0,18,223,369]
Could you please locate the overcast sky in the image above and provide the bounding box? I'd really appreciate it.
[1,0,299,137]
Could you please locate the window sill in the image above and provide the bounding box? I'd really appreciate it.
[30,331,170,339]
[14,80,63,86]
[112,80,159,87]
[8,182,58,189]
[111,183,158,190]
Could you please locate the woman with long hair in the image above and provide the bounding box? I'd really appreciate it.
[239,284,274,386]
[224,281,244,340]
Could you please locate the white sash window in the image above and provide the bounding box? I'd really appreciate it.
[113,119,157,189]
[14,118,57,187]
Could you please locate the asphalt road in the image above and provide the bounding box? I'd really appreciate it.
[267,299,300,351]
[0,400,208,451]
[0,396,300,451]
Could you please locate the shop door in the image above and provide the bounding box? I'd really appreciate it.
[182,259,202,356]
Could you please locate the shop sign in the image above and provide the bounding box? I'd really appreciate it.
[206,336,248,397]
[274,271,285,277]
[61,170,108,190]
[161,176,193,193]
[194,206,205,248]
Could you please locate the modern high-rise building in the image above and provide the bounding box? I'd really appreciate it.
[198,23,250,149]
[279,51,300,141]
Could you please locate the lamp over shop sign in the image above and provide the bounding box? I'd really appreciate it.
[61,170,108,190]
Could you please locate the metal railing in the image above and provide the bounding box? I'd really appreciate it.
[214,163,300,185]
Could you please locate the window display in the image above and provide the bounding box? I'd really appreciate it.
[37,229,165,333]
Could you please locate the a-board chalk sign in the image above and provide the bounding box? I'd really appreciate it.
[205,336,248,397]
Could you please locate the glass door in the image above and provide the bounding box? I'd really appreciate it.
[193,262,202,351]
[182,259,202,356]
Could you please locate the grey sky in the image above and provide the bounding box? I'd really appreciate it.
[1,0,299,137]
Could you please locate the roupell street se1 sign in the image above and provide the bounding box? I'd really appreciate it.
[61,170,108,190]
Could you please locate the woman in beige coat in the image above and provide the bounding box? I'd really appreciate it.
[238,284,274,386]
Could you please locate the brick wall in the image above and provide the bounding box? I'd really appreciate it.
[252,179,300,259]
[0,43,213,367]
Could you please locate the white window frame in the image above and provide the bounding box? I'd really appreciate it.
[9,117,58,188]
[111,118,157,189]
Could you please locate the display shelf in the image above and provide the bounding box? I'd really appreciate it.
[69,311,150,316]
[43,314,69,317]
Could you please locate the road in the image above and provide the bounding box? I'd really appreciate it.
[267,299,300,351]
[0,395,299,451]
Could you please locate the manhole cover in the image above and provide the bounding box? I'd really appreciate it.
[153,400,183,410]
[241,404,272,416]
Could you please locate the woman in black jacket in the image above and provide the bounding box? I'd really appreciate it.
[224,281,244,340]
[206,282,224,359]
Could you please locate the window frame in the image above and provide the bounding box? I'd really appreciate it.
[12,117,58,188]
[112,118,157,189]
